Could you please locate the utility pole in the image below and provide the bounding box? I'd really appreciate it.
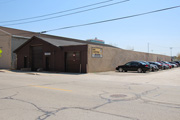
[147,43,149,61]
[170,47,173,61]
[170,47,173,57]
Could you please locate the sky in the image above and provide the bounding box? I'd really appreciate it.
[0,0,180,56]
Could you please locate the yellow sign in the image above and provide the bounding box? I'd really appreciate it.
[0,49,2,57]
[92,48,103,58]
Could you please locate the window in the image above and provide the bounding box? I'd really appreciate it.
[131,62,138,66]
[125,62,131,66]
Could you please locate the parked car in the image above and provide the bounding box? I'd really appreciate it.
[169,62,177,68]
[174,61,180,67]
[150,63,159,72]
[116,61,150,73]
[138,61,158,72]
[157,62,169,70]
[170,61,179,67]
[149,62,162,69]
[161,61,172,69]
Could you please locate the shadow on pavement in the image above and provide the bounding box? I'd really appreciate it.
[0,69,85,75]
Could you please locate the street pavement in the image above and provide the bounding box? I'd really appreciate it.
[0,68,180,120]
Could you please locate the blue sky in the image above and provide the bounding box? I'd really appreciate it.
[0,0,180,56]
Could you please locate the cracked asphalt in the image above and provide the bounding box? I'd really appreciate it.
[0,68,180,120]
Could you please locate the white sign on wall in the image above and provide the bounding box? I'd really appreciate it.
[44,52,51,56]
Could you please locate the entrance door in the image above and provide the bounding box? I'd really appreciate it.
[24,56,28,68]
[32,46,43,71]
[65,51,81,73]
[45,56,50,71]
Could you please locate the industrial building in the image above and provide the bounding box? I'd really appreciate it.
[0,26,113,70]
[0,26,171,73]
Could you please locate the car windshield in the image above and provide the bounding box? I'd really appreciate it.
[155,62,161,65]
[125,63,131,66]
[139,62,146,65]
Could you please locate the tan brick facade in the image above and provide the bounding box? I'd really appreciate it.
[87,44,171,72]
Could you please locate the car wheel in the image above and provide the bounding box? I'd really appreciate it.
[124,70,127,72]
[143,70,146,73]
[119,68,123,72]
[137,68,142,73]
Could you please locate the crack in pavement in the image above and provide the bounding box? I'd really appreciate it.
[37,106,139,120]
[2,93,47,113]
[1,93,55,120]
[0,92,19,99]
[140,98,180,109]
[1,86,178,120]
[1,92,139,120]
[137,86,180,109]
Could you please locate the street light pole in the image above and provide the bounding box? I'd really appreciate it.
[147,43,149,61]
[170,47,173,61]
[170,47,172,56]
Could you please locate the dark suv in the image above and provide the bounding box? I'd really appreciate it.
[116,61,150,73]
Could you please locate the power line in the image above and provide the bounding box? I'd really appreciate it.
[0,0,17,4]
[43,5,180,33]
[0,0,121,24]
[0,5,179,37]
[0,0,114,23]
[1,0,129,26]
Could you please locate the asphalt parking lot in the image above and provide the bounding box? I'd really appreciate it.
[0,68,180,120]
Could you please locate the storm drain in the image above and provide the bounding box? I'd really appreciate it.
[110,94,127,98]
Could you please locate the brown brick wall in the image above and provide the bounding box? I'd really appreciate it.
[15,37,88,73]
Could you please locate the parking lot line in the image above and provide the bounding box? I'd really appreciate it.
[30,85,72,92]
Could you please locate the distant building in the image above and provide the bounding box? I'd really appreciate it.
[87,37,105,44]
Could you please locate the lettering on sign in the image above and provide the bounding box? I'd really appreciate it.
[92,48,103,58]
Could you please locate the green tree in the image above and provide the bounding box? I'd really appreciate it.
[177,53,180,60]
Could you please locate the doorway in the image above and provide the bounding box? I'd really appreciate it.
[65,51,81,73]
[24,56,28,68]
[31,46,43,71]
[45,56,50,71]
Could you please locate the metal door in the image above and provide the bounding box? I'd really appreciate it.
[65,51,81,73]
[24,56,28,68]
[32,46,43,71]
